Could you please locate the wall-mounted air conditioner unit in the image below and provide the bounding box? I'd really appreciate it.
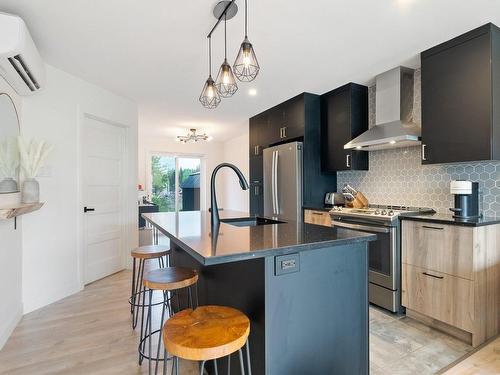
[0,12,45,96]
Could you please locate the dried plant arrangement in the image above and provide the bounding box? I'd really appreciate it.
[0,136,19,179]
[18,136,53,179]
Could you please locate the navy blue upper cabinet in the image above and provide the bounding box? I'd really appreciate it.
[249,93,337,213]
[321,83,369,171]
[421,23,500,164]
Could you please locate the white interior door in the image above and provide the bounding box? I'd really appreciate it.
[82,115,126,284]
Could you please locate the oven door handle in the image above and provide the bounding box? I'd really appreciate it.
[331,220,391,233]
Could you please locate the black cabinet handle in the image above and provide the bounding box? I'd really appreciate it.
[422,271,444,280]
[311,212,324,216]
[422,225,444,230]
[84,207,95,213]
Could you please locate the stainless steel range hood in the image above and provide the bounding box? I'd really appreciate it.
[344,66,421,151]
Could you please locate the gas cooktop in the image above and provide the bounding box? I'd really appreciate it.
[329,204,435,221]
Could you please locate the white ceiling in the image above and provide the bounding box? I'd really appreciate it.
[1,0,500,141]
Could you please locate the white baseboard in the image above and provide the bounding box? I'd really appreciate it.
[0,302,23,350]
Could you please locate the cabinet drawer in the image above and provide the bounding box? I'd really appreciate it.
[402,264,474,332]
[304,210,331,227]
[402,220,474,280]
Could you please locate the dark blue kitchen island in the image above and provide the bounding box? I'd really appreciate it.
[143,210,375,375]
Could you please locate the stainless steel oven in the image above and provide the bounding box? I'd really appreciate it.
[331,216,401,313]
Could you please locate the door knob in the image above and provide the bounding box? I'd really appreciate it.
[84,206,95,213]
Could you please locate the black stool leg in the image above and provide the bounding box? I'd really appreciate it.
[154,291,168,375]
[139,273,148,364]
[238,349,245,375]
[133,259,146,329]
[245,339,252,375]
[199,360,206,375]
[163,348,168,375]
[131,257,136,314]
[148,289,153,375]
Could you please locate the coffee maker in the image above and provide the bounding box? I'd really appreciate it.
[449,180,481,219]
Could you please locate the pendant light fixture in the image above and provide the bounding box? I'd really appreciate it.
[233,0,259,82]
[215,15,238,97]
[199,0,260,108]
[199,36,221,109]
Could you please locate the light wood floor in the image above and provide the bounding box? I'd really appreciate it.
[0,269,198,375]
[0,269,493,374]
[441,337,500,375]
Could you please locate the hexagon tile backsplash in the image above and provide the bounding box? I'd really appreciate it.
[337,147,500,217]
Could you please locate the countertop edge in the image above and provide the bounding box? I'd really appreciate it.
[400,215,500,227]
[144,216,376,266]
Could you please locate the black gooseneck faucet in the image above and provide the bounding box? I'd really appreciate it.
[210,163,249,228]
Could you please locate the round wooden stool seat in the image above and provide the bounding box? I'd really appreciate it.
[131,245,170,260]
[163,305,250,361]
[143,267,198,291]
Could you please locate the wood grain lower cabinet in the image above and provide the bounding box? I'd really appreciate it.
[304,209,332,227]
[402,220,500,347]
[402,264,474,333]
[402,220,473,280]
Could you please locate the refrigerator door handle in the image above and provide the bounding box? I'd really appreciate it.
[274,150,279,214]
[271,151,276,215]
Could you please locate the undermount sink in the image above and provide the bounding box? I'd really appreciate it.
[220,216,286,227]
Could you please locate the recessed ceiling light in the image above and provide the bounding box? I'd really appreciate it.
[389,140,396,145]
[356,146,362,150]
[248,88,257,96]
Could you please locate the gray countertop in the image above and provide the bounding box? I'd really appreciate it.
[142,210,375,265]
[400,212,500,227]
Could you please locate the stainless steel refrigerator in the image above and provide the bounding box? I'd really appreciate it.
[263,141,303,222]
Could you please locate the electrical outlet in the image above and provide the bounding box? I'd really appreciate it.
[275,253,300,276]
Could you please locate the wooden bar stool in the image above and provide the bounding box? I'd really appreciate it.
[163,305,252,375]
[130,245,171,329]
[140,267,199,375]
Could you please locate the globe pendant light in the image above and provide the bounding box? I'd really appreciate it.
[199,36,221,109]
[233,0,259,82]
[215,15,238,97]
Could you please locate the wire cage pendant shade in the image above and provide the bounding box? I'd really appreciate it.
[233,36,259,82]
[199,76,221,109]
[215,16,238,97]
[233,0,259,82]
[199,37,221,109]
[215,58,238,97]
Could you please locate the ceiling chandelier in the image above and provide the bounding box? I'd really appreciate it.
[176,129,211,143]
[199,0,260,109]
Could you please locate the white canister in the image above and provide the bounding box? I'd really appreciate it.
[22,178,40,203]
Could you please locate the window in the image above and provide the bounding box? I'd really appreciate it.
[150,154,202,212]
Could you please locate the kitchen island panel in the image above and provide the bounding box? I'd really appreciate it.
[265,242,369,375]
[172,241,369,375]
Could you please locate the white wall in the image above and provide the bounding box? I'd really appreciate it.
[138,125,250,213]
[219,132,250,212]
[19,64,138,314]
[138,129,224,211]
[0,76,23,349]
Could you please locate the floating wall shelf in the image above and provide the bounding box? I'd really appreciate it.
[0,202,44,220]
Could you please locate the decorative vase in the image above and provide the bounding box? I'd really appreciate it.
[22,178,39,203]
[0,177,18,193]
